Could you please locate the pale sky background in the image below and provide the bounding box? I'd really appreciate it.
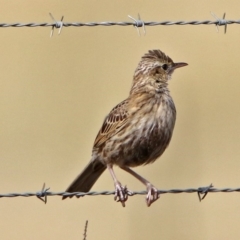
[1,1,240,239]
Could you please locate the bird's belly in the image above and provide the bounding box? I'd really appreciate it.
[101,111,175,167]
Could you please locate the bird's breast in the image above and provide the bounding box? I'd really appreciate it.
[99,95,176,167]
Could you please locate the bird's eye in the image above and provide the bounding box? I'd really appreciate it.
[156,80,160,83]
[162,64,168,70]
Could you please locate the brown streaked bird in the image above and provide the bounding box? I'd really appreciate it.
[63,49,187,207]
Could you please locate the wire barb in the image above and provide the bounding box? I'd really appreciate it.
[83,220,88,240]
[211,12,228,34]
[128,13,146,36]
[49,13,64,37]
[36,183,50,204]
[197,183,213,201]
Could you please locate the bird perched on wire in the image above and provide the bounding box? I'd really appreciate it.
[63,49,187,207]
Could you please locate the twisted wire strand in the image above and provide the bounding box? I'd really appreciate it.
[1,186,240,200]
[0,20,239,28]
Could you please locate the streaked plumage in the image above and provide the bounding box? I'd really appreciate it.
[63,49,187,206]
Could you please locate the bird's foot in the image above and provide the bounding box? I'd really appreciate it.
[145,184,160,207]
[114,182,133,207]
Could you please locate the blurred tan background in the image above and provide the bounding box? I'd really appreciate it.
[1,0,240,239]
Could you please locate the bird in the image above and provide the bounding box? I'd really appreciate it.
[63,49,187,207]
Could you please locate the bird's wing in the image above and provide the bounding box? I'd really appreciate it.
[93,99,130,148]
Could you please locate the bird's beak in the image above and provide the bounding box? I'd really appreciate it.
[172,62,188,70]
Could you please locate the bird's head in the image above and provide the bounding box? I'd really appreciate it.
[131,49,187,95]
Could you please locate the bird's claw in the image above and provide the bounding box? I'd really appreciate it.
[146,184,160,207]
[114,183,132,207]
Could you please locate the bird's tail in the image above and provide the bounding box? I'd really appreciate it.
[62,160,106,200]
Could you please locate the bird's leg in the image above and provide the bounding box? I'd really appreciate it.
[120,166,159,207]
[107,164,131,207]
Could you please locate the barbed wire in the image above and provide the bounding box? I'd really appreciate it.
[2,183,240,204]
[0,12,237,36]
